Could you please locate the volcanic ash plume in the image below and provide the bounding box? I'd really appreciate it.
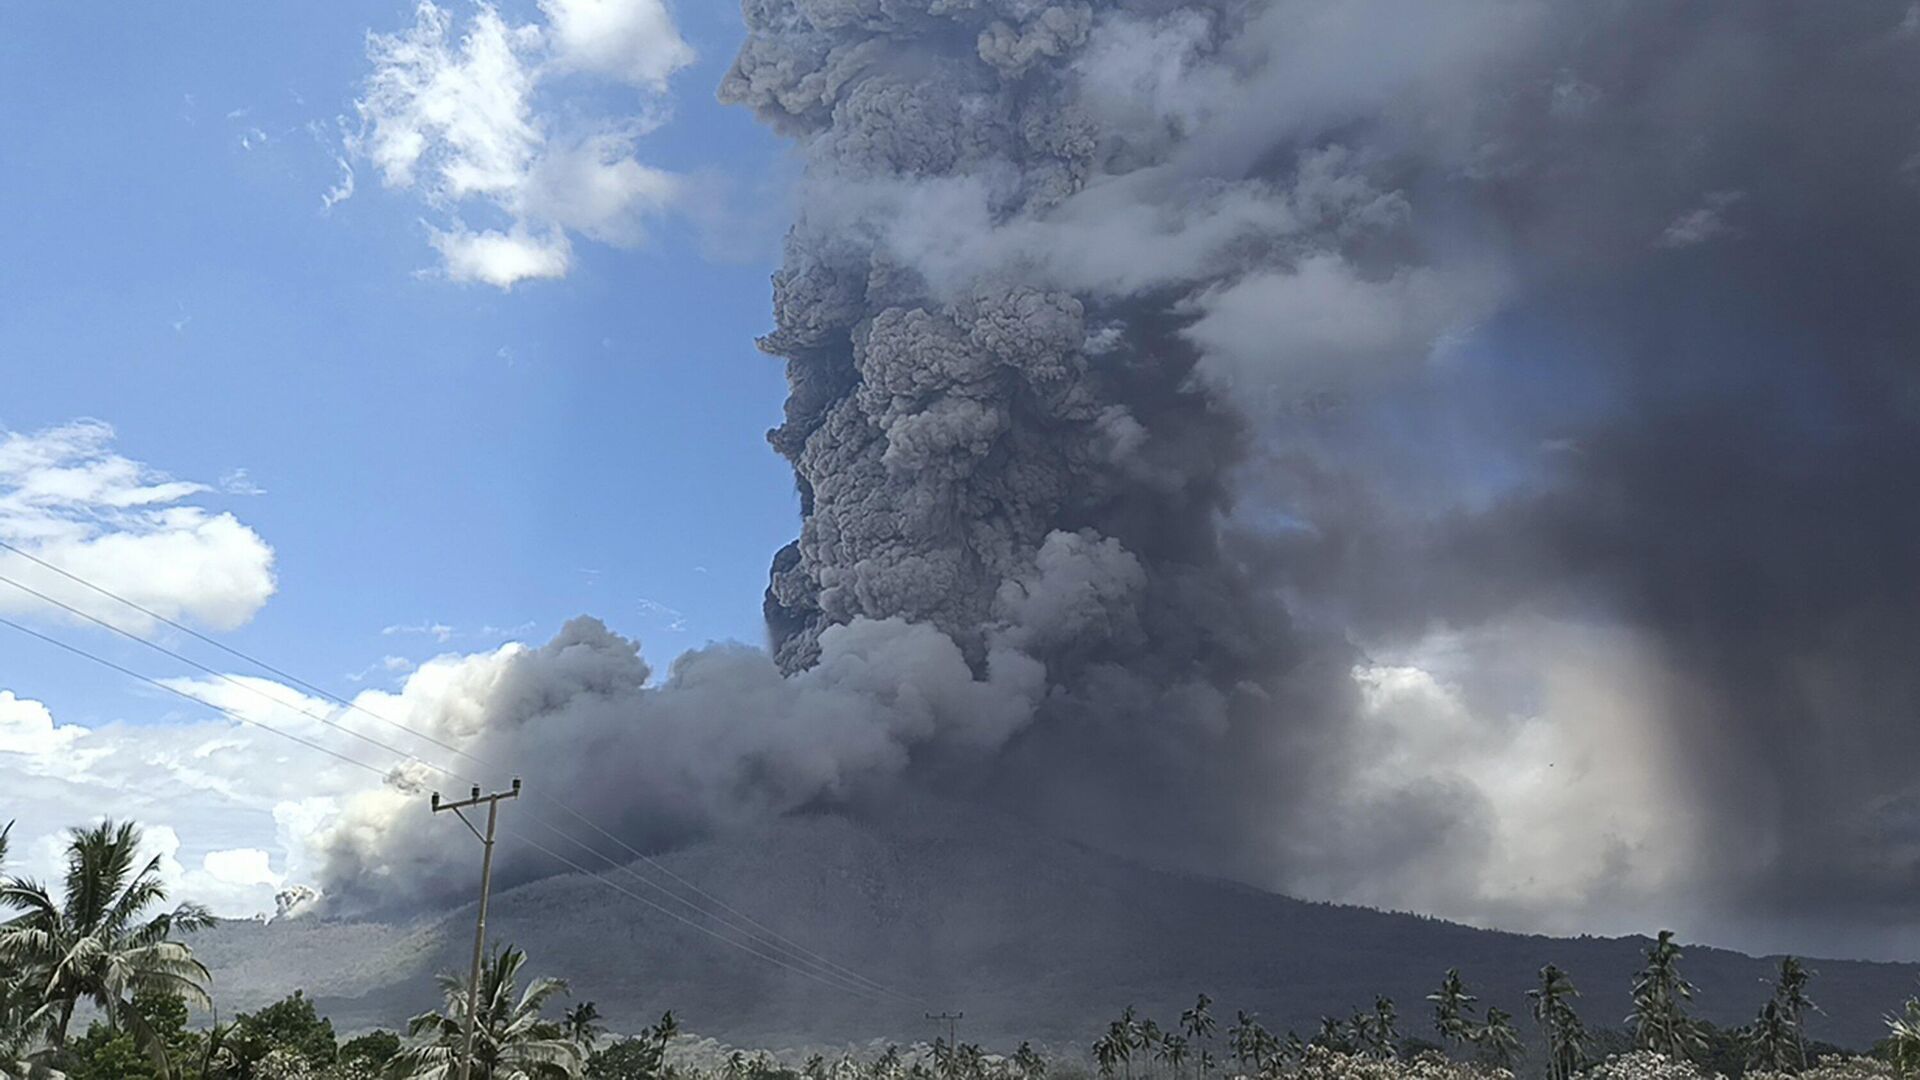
[314,1,1920,953]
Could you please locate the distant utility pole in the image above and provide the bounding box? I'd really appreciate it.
[928,1011,964,1079]
[434,779,521,1080]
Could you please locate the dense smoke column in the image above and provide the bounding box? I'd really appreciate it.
[713,0,1383,885]
[726,0,1237,672]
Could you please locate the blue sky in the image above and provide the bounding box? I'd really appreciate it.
[1,0,798,715]
[0,0,813,906]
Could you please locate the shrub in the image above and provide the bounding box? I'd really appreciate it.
[1581,1050,1722,1080]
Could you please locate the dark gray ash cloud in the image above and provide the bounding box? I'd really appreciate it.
[315,0,1920,958]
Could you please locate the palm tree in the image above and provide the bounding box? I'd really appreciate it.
[1529,965,1586,1080]
[0,823,58,1080]
[1474,1007,1522,1070]
[394,943,583,1079]
[1013,1041,1045,1080]
[1775,957,1819,1069]
[1180,995,1215,1079]
[1227,1013,1269,1075]
[1313,1014,1359,1053]
[0,990,58,1079]
[1746,999,1796,1073]
[199,1016,240,1080]
[562,1002,603,1052]
[1366,997,1399,1060]
[1886,998,1920,1079]
[1314,1017,1352,1055]
[1628,931,1705,1061]
[1157,1034,1188,1080]
[955,1042,986,1080]
[1428,970,1479,1052]
[1093,1033,1120,1080]
[1113,1008,1139,1080]
[1135,1018,1163,1080]
[0,820,212,1060]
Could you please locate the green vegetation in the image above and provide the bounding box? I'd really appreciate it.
[1628,933,1704,1063]
[1071,946,1871,1080]
[0,821,214,1059]
[8,818,1920,1080]
[392,943,584,1079]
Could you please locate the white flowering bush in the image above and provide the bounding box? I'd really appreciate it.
[1751,1058,1901,1080]
[1275,1047,1513,1080]
[254,1046,321,1080]
[1579,1050,1721,1080]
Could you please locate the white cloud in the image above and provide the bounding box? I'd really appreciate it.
[321,156,356,210]
[541,0,694,88]
[0,690,85,756]
[524,133,678,246]
[361,4,541,197]
[202,848,284,888]
[140,828,290,919]
[219,468,266,496]
[635,596,686,631]
[0,421,276,633]
[430,225,572,287]
[0,688,379,918]
[382,620,455,642]
[351,0,689,287]
[1658,190,1744,249]
[0,640,535,917]
[348,655,417,683]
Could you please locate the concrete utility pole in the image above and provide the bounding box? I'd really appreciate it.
[927,1011,964,1079]
[434,779,521,1080]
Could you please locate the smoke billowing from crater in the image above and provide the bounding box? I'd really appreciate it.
[314,0,1920,956]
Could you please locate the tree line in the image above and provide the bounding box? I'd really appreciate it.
[1085,932,1856,1080]
[11,819,1920,1080]
[0,820,677,1079]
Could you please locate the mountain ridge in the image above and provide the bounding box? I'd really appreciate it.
[191,810,1920,1049]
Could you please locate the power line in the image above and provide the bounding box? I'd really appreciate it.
[516,804,920,1004]
[0,613,390,781]
[0,613,897,1004]
[0,567,897,990]
[0,548,916,1002]
[0,542,912,1002]
[505,828,893,1004]
[0,567,910,999]
[0,569,479,783]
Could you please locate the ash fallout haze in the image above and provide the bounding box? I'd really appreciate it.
[4,0,1920,1033]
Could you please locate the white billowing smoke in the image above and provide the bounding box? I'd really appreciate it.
[311,615,1044,912]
